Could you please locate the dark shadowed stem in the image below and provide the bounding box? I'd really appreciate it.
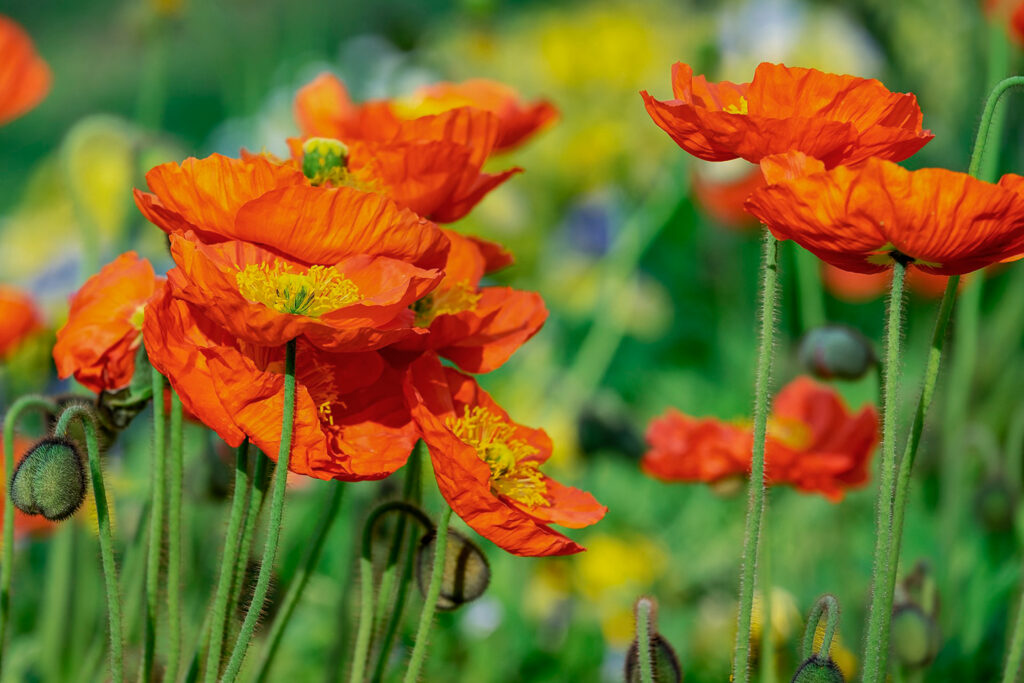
[166,392,184,682]
[403,505,452,683]
[0,395,57,671]
[861,261,907,683]
[56,405,123,683]
[221,338,297,682]
[228,452,270,634]
[731,232,780,683]
[142,368,167,682]
[253,481,345,682]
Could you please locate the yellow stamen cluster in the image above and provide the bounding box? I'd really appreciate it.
[413,281,481,327]
[446,406,549,508]
[768,416,812,451]
[724,97,749,115]
[236,263,361,317]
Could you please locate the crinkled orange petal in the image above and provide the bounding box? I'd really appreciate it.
[759,151,826,184]
[54,252,161,393]
[0,16,51,126]
[293,72,359,138]
[0,285,40,361]
[643,410,752,482]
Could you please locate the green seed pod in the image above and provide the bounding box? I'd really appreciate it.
[890,604,940,669]
[301,137,349,185]
[798,325,876,380]
[10,438,87,521]
[624,634,683,683]
[791,655,844,683]
[416,529,491,611]
[974,475,1017,532]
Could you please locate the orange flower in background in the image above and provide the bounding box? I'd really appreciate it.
[143,286,418,481]
[642,62,933,168]
[643,376,879,501]
[745,154,1024,275]
[0,16,50,126]
[0,286,41,360]
[822,263,962,303]
[691,162,766,230]
[405,354,606,556]
[398,230,547,373]
[53,253,162,393]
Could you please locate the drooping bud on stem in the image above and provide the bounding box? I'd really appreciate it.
[890,561,940,669]
[10,437,86,521]
[415,528,491,611]
[792,594,844,683]
[624,596,682,683]
[798,325,876,380]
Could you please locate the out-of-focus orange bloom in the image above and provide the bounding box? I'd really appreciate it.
[822,264,962,302]
[3,437,57,539]
[405,354,606,556]
[691,163,766,230]
[985,0,1024,43]
[0,286,41,360]
[745,153,1024,275]
[143,286,418,481]
[642,62,932,168]
[0,16,50,126]
[397,230,547,373]
[53,253,162,393]
[295,73,555,153]
[643,376,879,501]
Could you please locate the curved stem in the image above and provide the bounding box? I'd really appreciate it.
[801,594,840,660]
[222,338,298,682]
[142,367,167,682]
[967,77,1024,179]
[636,598,655,683]
[0,395,57,670]
[56,404,123,683]
[403,506,453,683]
[254,481,345,682]
[861,260,907,683]
[166,391,184,682]
[203,442,251,683]
[731,232,781,683]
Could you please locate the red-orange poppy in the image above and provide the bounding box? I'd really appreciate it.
[3,436,57,539]
[295,73,555,153]
[691,163,766,230]
[0,286,41,361]
[0,16,50,126]
[643,376,879,501]
[405,353,606,556]
[143,285,418,481]
[822,263,963,303]
[397,230,547,373]
[745,153,1024,275]
[53,253,162,393]
[642,62,933,168]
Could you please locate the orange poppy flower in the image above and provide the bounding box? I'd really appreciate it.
[643,376,879,501]
[691,162,766,230]
[0,286,41,360]
[396,230,547,373]
[642,62,933,168]
[143,285,417,481]
[0,16,50,126]
[3,437,57,539]
[405,354,606,556]
[53,253,162,394]
[822,263,962,303]
[745,153,1024,275]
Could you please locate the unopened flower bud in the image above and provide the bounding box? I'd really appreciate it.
[798,325,876,380]
[890,604,939,669]
[625,597,683,683]
[416,529,491,611]
[10,438,86,521]
[974,476,1016,532]
[791,655,845,683]
[302,137,349,186]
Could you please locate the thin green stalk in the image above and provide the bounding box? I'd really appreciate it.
[731,232,781,683]
[801,594,840,660]
[229,453,270,631]
[792,242,826,331]
[166,392,184,682]
[142,367,167,682]
[253,481,345,682]
[203,442,251,683]
[0,394,57,670]
[56,404,123,682]
[861,260,907,683]
[636,598,654,683]
[40,524,74,683]
[1004,588,1024,683]
[221,338,298,682]
[403,505,453,683]
[760,526,776,683]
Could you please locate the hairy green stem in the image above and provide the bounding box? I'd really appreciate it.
[801,594,840,659]
[222,338,298,681]
[861,260,907,683]
[203,442,251,682]
[636,598,655,683]
[403,505,452,683]
[166,392,184,682]
[228,452,270,635]
[56,405,123,682]
[0,394,57,670]
[142,367,167,682]
[731,232,780,683]
[254,481,345,682]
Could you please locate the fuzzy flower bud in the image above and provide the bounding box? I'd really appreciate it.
[798,325,876,380]
[791,655,845,683]
[416,529,491,611]
[624,597,682,683]
[10,438,86,521]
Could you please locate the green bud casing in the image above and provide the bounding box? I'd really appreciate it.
[798,325,876,381]
[624,634,683,683]
[10,438,87,521]
[791,655,844,683]
[416,529,490,611]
